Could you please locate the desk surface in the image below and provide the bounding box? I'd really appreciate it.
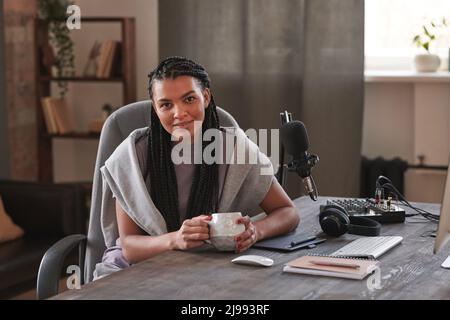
[53,197,450,300]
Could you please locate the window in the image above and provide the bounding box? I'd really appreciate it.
[365,0,450,70]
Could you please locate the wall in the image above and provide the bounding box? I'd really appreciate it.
[362,75,450,203]
[53,0,158,182]
[2,0,37,180]
[363,83,415,162]
[0,0,9,178]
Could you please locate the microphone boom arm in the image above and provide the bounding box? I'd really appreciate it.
[287,153,319,201]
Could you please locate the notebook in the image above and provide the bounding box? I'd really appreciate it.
[283,255,380,280]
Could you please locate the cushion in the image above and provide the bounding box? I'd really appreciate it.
[0,195,24,243]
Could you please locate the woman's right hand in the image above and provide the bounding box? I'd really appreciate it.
[172,215,212,250]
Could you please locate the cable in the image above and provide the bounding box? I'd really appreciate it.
[377,176,439,222]
[381,182,439,222]
[310,174,319,201]
[375,175,440,223]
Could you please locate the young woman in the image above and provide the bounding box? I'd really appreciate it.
[95,57,299,277]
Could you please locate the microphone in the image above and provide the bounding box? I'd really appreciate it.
[280,120,319,201]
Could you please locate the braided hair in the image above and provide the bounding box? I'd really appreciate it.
[147,56,221,232]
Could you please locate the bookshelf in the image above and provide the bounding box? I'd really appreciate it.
[35,17,136,182]
[39,76,124,82]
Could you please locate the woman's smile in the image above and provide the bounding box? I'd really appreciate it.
[173,120,194,129]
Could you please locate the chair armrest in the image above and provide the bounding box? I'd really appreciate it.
[37,234,87,300]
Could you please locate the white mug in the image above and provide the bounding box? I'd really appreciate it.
[208,212,245,251]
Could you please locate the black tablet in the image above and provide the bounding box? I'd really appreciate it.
[253,233,326,252]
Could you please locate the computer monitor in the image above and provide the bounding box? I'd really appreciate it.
[433,157,450,268]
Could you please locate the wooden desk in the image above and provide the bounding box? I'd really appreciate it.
[53,197,450,300]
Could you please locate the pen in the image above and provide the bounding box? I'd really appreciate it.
[290,236,317,247]
[309,260,360,269]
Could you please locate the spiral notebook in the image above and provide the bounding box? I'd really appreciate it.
[283,255,379,280]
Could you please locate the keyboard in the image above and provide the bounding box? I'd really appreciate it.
[330,236,403,259]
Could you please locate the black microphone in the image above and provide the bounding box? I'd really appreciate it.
[280,120,319,201]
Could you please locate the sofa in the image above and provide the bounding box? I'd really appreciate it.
[0,180,88,298]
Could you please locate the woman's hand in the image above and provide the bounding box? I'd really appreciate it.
[234,216,258,253]
[172,215,211,250]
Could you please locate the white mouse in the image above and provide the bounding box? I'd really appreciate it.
[231,255,274,267]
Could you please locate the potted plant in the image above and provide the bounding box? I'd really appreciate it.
[412,18,447,72]
[38,0,75,97]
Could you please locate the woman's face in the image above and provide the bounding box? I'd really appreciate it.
[151,75,210,140]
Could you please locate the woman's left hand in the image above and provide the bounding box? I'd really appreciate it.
[234,216,258,253]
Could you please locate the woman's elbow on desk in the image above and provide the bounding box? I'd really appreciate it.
[120,233,174,265]
[254,204,300,242]
[290,206,301,231]
[121,236,150,265]
[277,205,300,232]
[121,239,136,264]
[257,180,301,241]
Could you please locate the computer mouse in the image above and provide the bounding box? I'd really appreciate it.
[231,255,274,267]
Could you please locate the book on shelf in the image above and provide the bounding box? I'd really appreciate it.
[96,41,111,78]
[40,97,76,134]
[112,42,122,77]
[83,41,101,77]
[104,41,120,77]
[88,118,105,134]
[96,40,122,78]
[283,255,379,280]
[41,97,58,134]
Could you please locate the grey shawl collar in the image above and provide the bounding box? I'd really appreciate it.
[100,127,274,248]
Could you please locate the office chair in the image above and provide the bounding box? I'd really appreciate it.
[36,100,240,299]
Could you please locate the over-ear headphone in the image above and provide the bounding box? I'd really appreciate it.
[319,204,381,237]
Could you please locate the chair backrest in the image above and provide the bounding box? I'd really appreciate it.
[84,100,239,282]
